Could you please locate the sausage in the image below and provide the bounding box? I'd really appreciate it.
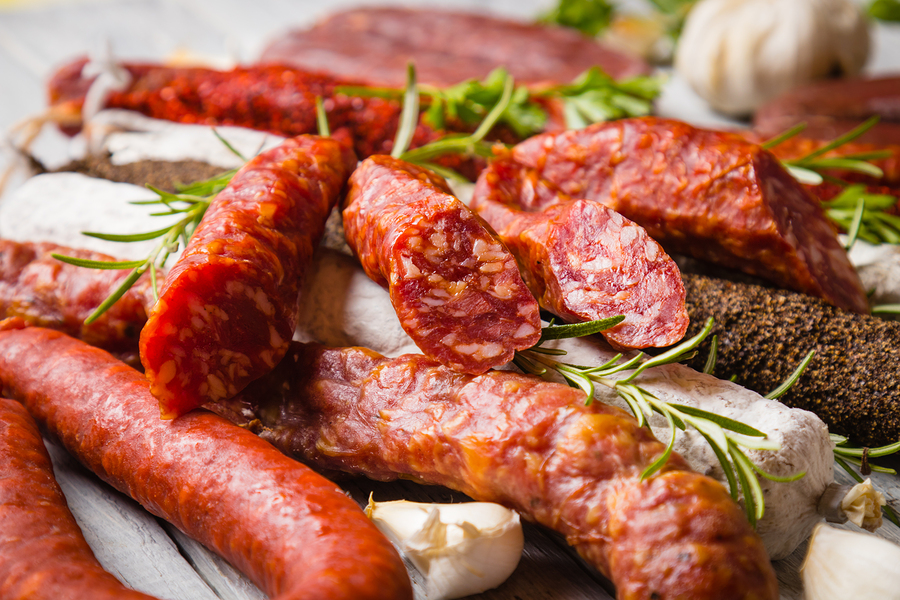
[472,116,870,314]
[0,397,159,600]
[211,341,780,600]
[0,240,152,362]
[0,325,413,600]
[139,135,356,418]
[469,191,689,349]
[342,155,541,374]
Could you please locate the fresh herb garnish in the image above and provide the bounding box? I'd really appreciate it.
[538,0,615,36]
[868,0,900,21]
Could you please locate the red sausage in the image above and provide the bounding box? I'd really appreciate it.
[0,397,158,600]
[139,135,356,418]
[469,192,689,349]
[343,155,541,374]
[211,341,780,600]
[473,117,869,314]
[0,325,413,600]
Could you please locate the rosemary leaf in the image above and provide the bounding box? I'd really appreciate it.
[732,448,766,524]
[51,255,146,270]
[315,96,331,137]
[84,267,145,324]
[702,335,718,375]
[765,350,815,400]
[80,225,175,243]
[538,315,625,342]
[667,403,767,437]
[391,64,420,159]
[641,409,677,480]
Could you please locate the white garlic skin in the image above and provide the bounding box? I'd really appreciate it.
[802,523,900,600]
[675,0,870,116]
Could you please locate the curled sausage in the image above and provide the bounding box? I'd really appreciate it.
[211,341,780,600]
[473,116,869,314]
[343,155,541,374]
[0,325,413,600]
[139,135,356,418]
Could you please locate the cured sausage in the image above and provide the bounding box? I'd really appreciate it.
[212,341,780,600]
[139,135,355,418]
[0,325,413,600]
[469,192,689,349]
[343,155,541,374]
[473,116,870,314]
[0,240,151,361]
[0,397,159,600]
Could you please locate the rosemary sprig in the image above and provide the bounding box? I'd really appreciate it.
[516,316,803,526]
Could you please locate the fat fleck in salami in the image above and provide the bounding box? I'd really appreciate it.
[469,193,689,349]
[212,341,779,600]
[474,117,869,314]
[343,155,541,374]
[139,135,356,418]
[0,398,159,600]
[0,240,152,362]
[0,325,413,600]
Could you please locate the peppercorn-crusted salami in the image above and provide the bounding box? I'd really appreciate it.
[210,341,779,600]
[473,116,869,314]
[342,155,541,374]
[469,193,688,349]
[139,135,356,418]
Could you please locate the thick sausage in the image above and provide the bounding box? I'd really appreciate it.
[0,325,412,600]
[469,193,689,349]
[212,341,780,600]
[0,240,151,362]
[0,398,158,600]
[343,155,541,374]
[139,135,355,418]
[473,116,869,314]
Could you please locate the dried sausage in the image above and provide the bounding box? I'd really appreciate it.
[469,193,689,349]
[211,341,779,600]
[0,325,413,600]
[139,135,355,418]
[473,116,869,314]
[343,155,541,374]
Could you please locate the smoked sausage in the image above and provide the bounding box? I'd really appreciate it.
[139,135,355,418]
[0,325,413,600]
[212,341,780,600]
[473,116,870,314]
[343,155,541,374]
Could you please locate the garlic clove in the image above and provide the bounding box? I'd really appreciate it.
[366,498,524,600]
[802,523,900,600]
[840,478,886,532]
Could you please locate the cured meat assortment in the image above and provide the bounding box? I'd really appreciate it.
[0,325,413,600]
[0,398,158,600]
[211,341,780,600]
[259,6,650,87]
[473,116,870,314]
[470,185,689,349]
[343,155,541,374]
[139,134,355,418]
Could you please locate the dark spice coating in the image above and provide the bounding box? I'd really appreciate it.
[212,341,779,600]
[0,398,158,600]
[0,326,413,600]
[679,272,900,447]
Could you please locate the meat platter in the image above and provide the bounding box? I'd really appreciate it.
[1,1,900,599]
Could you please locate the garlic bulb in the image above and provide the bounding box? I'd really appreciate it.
[675,0,870,116]
[366,498,524,600]
[802,523,900,600]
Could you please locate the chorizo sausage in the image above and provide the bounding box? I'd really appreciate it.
[139,135,355,418]
[469,193,689,349]
[473,116,870,314]
[343,155,541,374]
[0,325,413,600]
[212,341,780,600]
[0,397,158,600]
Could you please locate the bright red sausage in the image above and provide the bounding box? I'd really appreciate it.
[139,135,355,418]
[0,325,413,600]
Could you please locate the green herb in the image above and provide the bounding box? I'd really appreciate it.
[390,64,421,159]
[516,317,803,526]
[868,0,900,21]
[538,0,614,36]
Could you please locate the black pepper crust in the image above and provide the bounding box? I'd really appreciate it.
[679,272,900,447]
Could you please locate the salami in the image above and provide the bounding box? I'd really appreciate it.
[469,192,689,349]
[343,156,541,374]
[139,135,355,418]
[0,398,158,600]
[0,240,152,361]
[473,117,870,314]
[0,325,413,600]
[211,341,779,600]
